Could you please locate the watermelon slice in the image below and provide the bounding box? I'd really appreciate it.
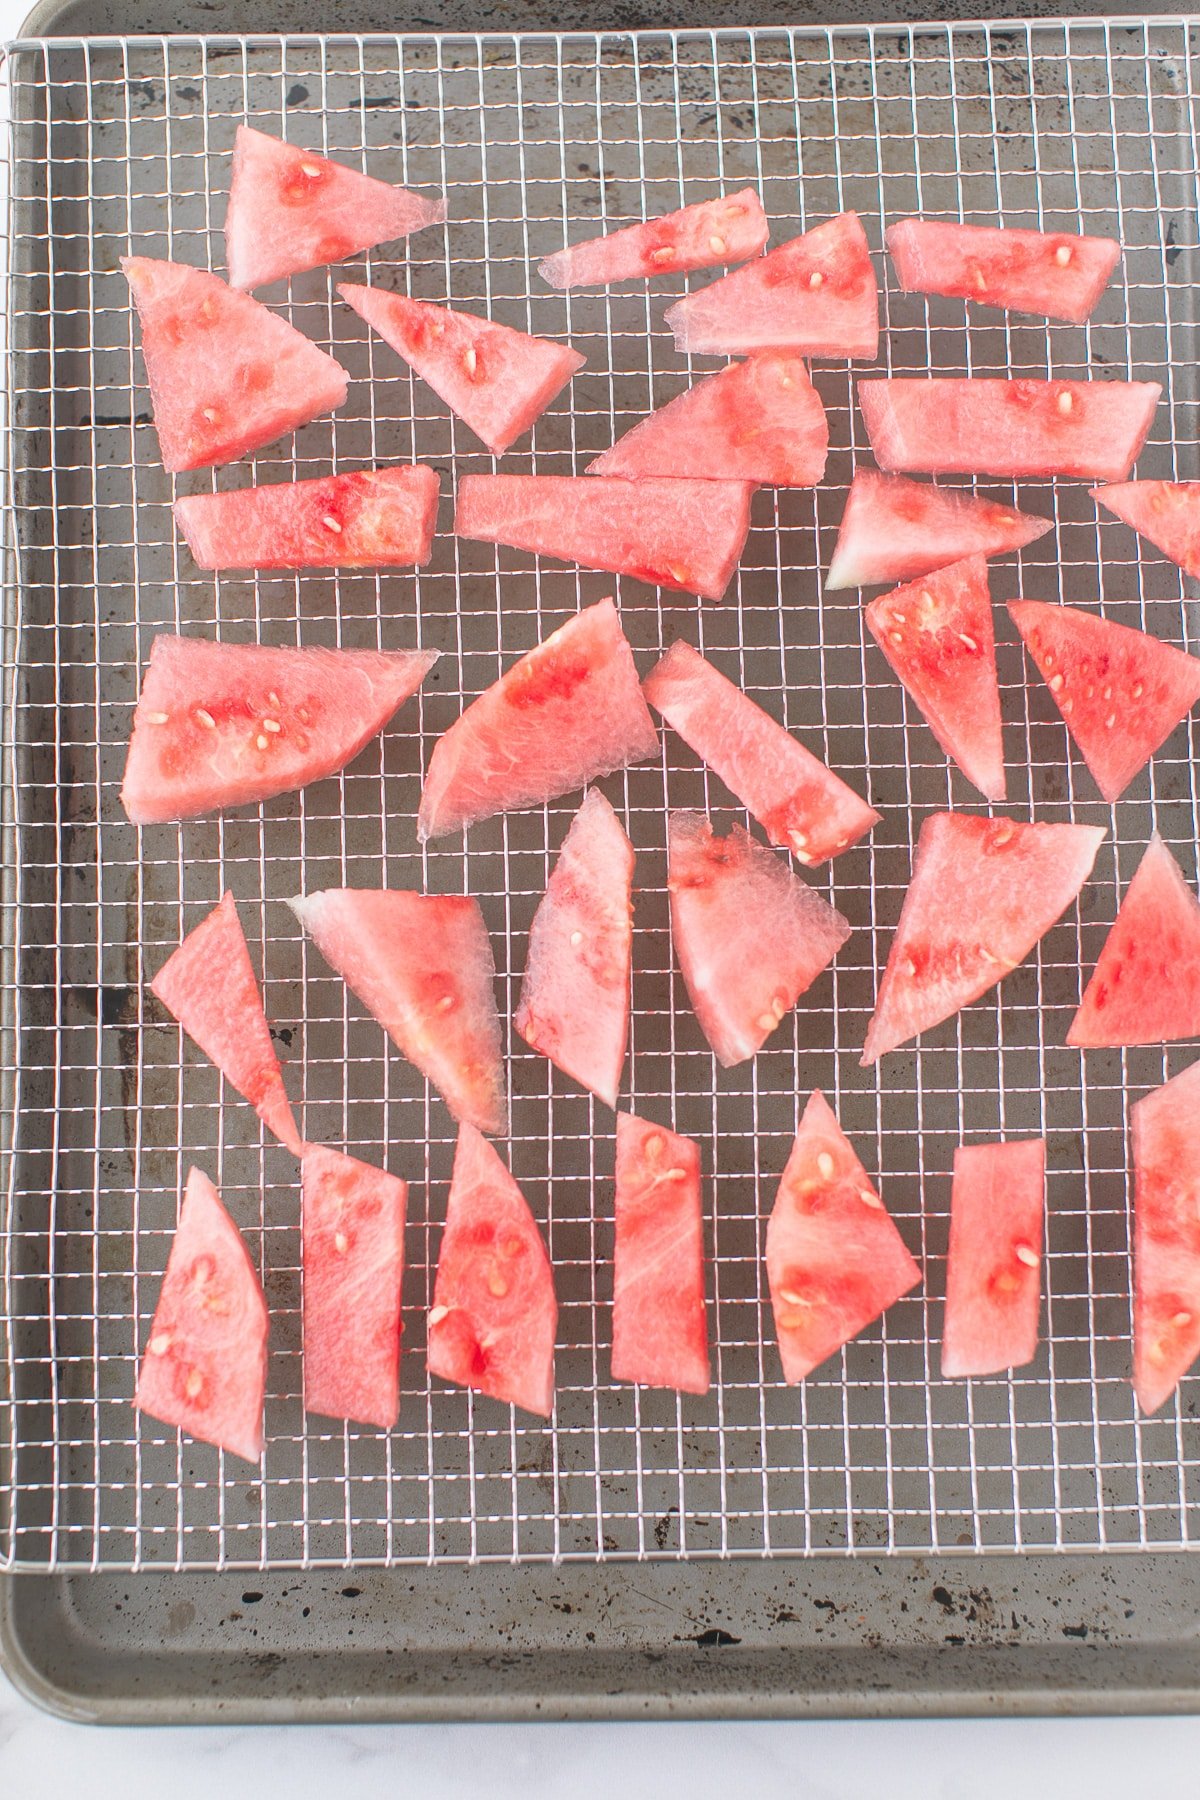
[664,211,879,360]
[289,889,507,1137]
[643,639,878,864]
[514,790,634,1109]
[453,473,753,601]
[538,188,768,288]
[1091,480,1200,579]
[667,810,852,1067]
[1069,837,1200,1048]
[428,1124,557,1417]
[121,634,436,824]
[612,1112,709,1395]
[302,1145,407,1429]
[135,1166,268,1464]
[1131,1058,1200,1414]
[150,891,302,1156]
[886,220,1121,324]
[766,1089,920,1383]
[418,599,658,840]
[587,355,829,487]
[865,555,1006,801]
[825,470,1052,591]
[174,465,439,570]
[862,813,1105,1065]
[225,124,446,292]
[1007,599,1200,802]
[339,282,584,457]
[858,378,1161,481]
[941,1139,1045,1378]
[122,256,349,473]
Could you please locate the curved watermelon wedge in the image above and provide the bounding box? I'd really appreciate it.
[886,220,1120,323]
[174,466,439,570]
[612,1112,709,1396]
[1069,837,1200,1048]
[539,188,767,288]
[941,1139,1045,1378]
[135,1167,268,1464]
[825,470,1052,591]
[1092,480,1200,580]
[1132,1058,1200,1414]
[302,1145,407,1429]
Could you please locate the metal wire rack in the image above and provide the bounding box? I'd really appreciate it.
[2,18,1200,1574]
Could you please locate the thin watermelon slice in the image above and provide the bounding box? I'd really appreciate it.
[122,256,349,473]
[941,1139,1045,1378]
[766,1090,920,1383]
[886,220,1121,324]
[865,555,1006,802]
[428,1124,557,1418]
[454,473,753,601]
[862,813,1105,1064]
[538,188,768,288]
[514,790,634,1109]
[418,599,658,840]
[174,465,439,570]
[289,889,507,1137]
[1069,837,1200,1048]
[664,211,879,360]
[612,1112,709,1395]
[225,124,445,291]
[1007,599,1200,802]
[643,639,878,865]
[587,355,828,487]
[825,470,1052,591]
[121,634,436,824]
[135,1167,268,1464]
[1132,1058,1200,1414]
[302,1145,407,1429]
[1091,480,1200,579]
[150,891,302,1156]
[667,810,851,1067]
[339,282,583,457]
[858,378,1161,481]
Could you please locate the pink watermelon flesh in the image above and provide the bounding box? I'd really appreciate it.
[865,555,1006,802]
[644,639,878,865]
[588,354,828,487]
[667,810,852,1068]
[1092,480,1200,580]
[174,465,439,570]
[1132,1058,1200,1414]
[538,187,768,288]
[418,598,658,840]
[886,220,1121,324]
[150,891,302,1156]
[514,790,634,1109]
[1007,598,1200,802]
[858,377,1161,481]
[862,813,1105,1064]
[766,1090,920,1383]
[121,634,436,824]
[1069,836,1200,1048]
[225,124,445,291]
[289,889,507,1137]
[122,256,349,472]
[339,282,583,457]
[941,1139,1045,1378]
[135,1167,268,1464]
[825,469,1052,591]
[612,1112,709,1395]
[302,1145,407,1429]
[454,473,753,601]
[428,1124,557,1417]
[664,211,879,359]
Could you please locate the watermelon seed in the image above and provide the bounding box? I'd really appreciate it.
[650,245,677,266]
[147,1332,172,1356]
[487,1266,509,1298]
[334,1231,349,1254]
[262,718,282,734]
[992,824,1014,846]
[436,994,456,1012]
[464,346,479,378]
[957,632,978,652]
[322,514,343,534]
[201,406,220,424]
[267,691,282,711]
[973,269,986,292]
[901,958,918,978]
[255,734,269,751]
[1173,1310,1193,1328]
[194,708,216,730]
[297,704,312,724]
[1049,672,1065,692]
[994,1271,1019,1294]
[299,160,322,178]
[708,232,728,256]
[918,590,935,613]
[643,1132,665,1162]
[807,270,824,290]
[858,1188,884,1211]
[570,930,584,947]
[1061,698,1074,715]
[1055,244,1073,266]
[199,297,216,321]
[756,1012,776,1032]
[1133,682,1145,699]
[1015,1243,1039,1268]
[1056,391,1074,416]
[817,1152,835,1180]
[428,1305,450,1327]
[888,628,904,647]
[142,710,169,725]
[1105,712,1117,729]
[185,1368,204,1399]
[667,1167,688,1182]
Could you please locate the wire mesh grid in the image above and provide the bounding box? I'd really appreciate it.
[2,18,1200,1573]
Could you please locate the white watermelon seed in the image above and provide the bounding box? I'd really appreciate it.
[889,628,904,647]
[858,1188,884,1210]
[436,994,456,1012]
[267,691,282,710]
[297,705,312,724]
[1015,1242,1039,1268]
[643,1132,665,1161]
[142,710,169,725]
[958,632,978,652]
[808,269,824,289]
[255,734,269,751]
[1056,390,1074,415]
[756,1012,776,1032]
[1132,682,1144,699]
[666,1167,688,1182]
[1049,672,1065,692]
[1105,712,1117,729]
[201,406,220,424]
[817,1152,835,1180]
[1173,1309,1193,1328]
[147,1333,172,1356]
[194,708,216,730]
[570,929,584,947]
[1055,243,1072,266]
[334,1231,349,1255]
[973,268,987,291]
[709,234,727,255]
[428,1305,449,1327]
[262,718,281,733]
[789,829,809,851]
[487,1267,509,1298]
[322,514,343,534]
[463,346,478,377]
[185,1368,204,1399]
[300,160,322,177]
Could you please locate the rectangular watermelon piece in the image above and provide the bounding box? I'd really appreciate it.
[302,1145,407,1429]
[538,188,768,288]
[825,469,1052,591]
[1132,1059,1200,1414]
[174,466,439,570]
[941,1139,1045,1378]
[612,1112,709,1395]
[887,220,1121,323]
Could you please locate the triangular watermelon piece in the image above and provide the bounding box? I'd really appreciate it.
[122,256,349,472]
[1069,837,1200,1047]
[886,220,1120,323]
[225,124,446,291]
[1091,480,1200,579]
[289,889,507,1137]
[1132,1058,1200,1413]
[865,555,1006,801]
[825,469,1052,591]
[766,1090,920,1383]
[174,465,439,570]
[150,891,302,1155]
[862,813,1105,1064]
[121,634,437,824]
[1007,599,1200,802]
[302,1145,407,1429]
[539,188,768,288]
[941,1139,1045,1378]
[339,282,583,457]
[664,211,879,360]
[668,811,852,1067]
[612,1112,709,1396]
[418,599,658,840]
